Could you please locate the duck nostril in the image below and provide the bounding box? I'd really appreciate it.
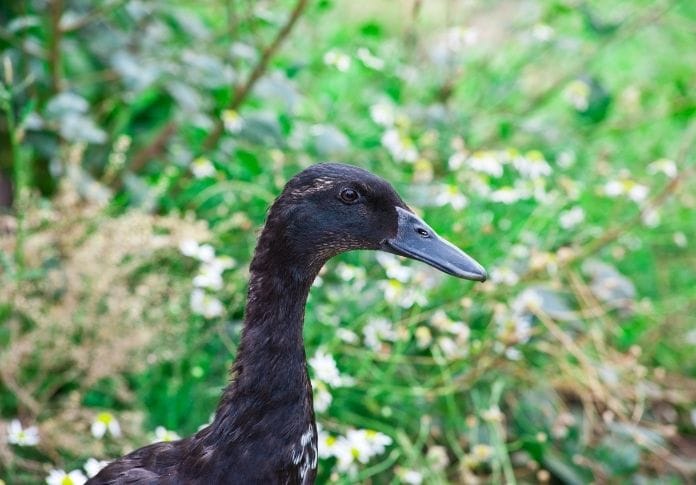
[416,227,430,238]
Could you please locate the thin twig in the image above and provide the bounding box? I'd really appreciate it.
[48,0,64,93]
[202,0,310,151]
[111,121,178,189]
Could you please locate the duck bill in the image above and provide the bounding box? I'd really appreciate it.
[383,207,487,282]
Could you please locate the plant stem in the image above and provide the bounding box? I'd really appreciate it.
[1,73,27,270]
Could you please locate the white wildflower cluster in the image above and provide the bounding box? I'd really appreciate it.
[647,158,677,178]
[559,206,585,229]
[46,458,109,485]
[430,26,478,63]
[450,148,551,180]
[532,23,554,42]
[448,146,554,206]
[381,128,418,163]
[493,290,540,359]
[356,47,384,70]
[376,253,430,308]
[463,443,494,469]
[153,426,181,443]
[397,468,424,484]
[603,178,649,203]
[91,412,121,439]
[190,157,216,179]
[489,265,521,286]
[222,109,243,134]
[434,184,468,210]
[335,262,367,291]
[362,317,399,352]
[318,424,392,475]
[309,350,353,413]
[430,310,471,360]
[323,49,351,72]
[369,100,396,127]
[564,79,591,111]
[370,100,419,163]
[180,239,235,318]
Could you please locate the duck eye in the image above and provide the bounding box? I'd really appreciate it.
[339,188,360,204]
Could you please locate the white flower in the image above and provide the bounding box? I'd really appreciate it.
[376,253,412,282]
[471,444,493,461]
[513,288,543,314]
[84,458,109,478]
[363,429,392,454]
[415,326,432,348]
[335,263,366,283]
[557,150,576,168]
[564,80,590,111]
[434,185,468,210]
[180,240,216,262]
[490,186,522,204]
[448,150,467,170]
[369,101,395,126]
[336,328,359,344]
[603,179,648,202]
[559,207,585,229]
[323,50,351,72]
[356,47,384,70]
[513,151,551,179]
[496,306,533,345]
[317,427,339,459]
[333,429,392,469]
[381,279,427,308]
[195,244,216,262]
[91,412,121,439]
[628,183,649,202]
[179,239,200,257]
[46,469,88,485]
[673,232,687,248]
[363,318,398,351]
[489,266,520,286]
[468,151,503,177]
[313,383,332,413]
[603,180,624,197]
[222,109,243,133]
[6,419,39,446]
[381,129,418,162]
[190,289,224,318]
[193,264,224,290]
[401,469,424,484]
[190,157,215,178]
[309,350,343,387]
[647,158,677,178]
[427,445,450,470]
[482,406,504,423]
[153,426,180,443]
[641,207,660,227]
[532,23,554,42]
[209,256,236,272]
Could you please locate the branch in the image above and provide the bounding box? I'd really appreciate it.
[110,121,178,189]
[48,0,64,93]
[202,0,310,151]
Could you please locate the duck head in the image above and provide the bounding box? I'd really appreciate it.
[266,163,486,282]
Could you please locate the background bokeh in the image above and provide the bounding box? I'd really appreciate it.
[1,0,695,483]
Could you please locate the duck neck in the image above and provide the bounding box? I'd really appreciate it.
[213,221,321,437]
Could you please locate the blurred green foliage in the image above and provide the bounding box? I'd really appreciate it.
[1,0,696,483]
